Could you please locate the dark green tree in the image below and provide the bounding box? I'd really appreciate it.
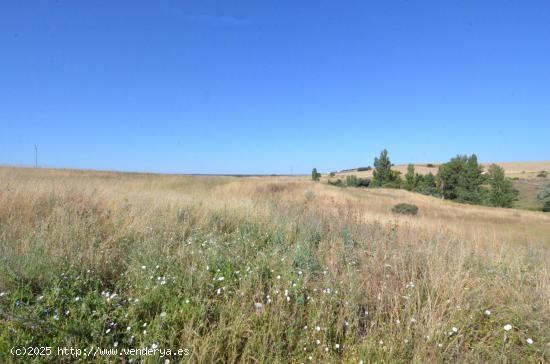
[372,149,399,187]
[404,164,416,191]
[537,184,550,212]
[311,168,320,181]
[415,172,438,196]
[437,154,485,203]
[456,154,485,203]
[485,164,519,207]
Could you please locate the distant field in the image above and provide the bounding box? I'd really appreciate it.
[1,167,549,362]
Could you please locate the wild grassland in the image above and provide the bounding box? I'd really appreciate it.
[1,167,549,363]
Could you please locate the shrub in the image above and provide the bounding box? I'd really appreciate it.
[328,179,343,187]
[346,175,370,187]
[537,171,548,178]
[426,163,435,168]
[392,203,418,215]
[357,166,372,171]
[329,172,336,177]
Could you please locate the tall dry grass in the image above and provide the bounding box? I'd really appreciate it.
[0,167,548,363]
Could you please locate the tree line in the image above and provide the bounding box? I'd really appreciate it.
[313,149,520,208]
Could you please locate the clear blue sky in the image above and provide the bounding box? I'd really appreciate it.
[1,1,549,174]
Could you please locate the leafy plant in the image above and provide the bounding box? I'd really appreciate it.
[391,203,418,215]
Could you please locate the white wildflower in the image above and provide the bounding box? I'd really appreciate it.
[504,324,512,331]
[526,338,533,345]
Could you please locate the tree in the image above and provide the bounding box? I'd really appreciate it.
[454,154,485,203]
[415,172,438,196]
[404,164,416,191]
[372,149,399,187]
[485,164,519,207]
[437,154,485,203]
[311,168,320,181]
[537,184,550,212]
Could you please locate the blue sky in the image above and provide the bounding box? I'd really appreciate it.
[1,1,549,174]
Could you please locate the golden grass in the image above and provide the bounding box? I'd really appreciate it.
[1,166,549,362]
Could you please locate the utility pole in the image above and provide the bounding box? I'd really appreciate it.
[34,145,38,168]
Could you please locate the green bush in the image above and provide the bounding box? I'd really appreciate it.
[329,172,336,177]
[328,179,343,187]
[537,171,548,178]
[346,175,370,187]
[357,166,372,171]
[392,203,418,215]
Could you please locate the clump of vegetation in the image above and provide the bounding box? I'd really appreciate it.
[391,203,418,215]
[372,149,401,188]
[346,175,370,187]
[329,171,336,177]
[485,164,519,207]
[426,163,436,168]
[437,154,485,204]
[311,168,321,181]
[403,164,438,196]
[357,166,372,171]
[327,178,343,187]
[537,184,550,212]
[537,171,548,178]
[330,151,518,209]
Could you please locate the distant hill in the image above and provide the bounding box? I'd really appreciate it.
[332,161,550,179]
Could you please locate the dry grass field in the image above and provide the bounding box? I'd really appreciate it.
[1,166,549,363]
